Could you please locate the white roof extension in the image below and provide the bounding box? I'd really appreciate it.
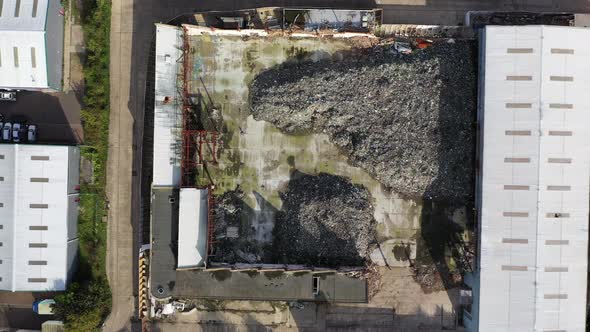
[0,0,50,89]
[177,188,208,269]
[477,25,590,332]
[0,145,77,291]
[153,24,182,187]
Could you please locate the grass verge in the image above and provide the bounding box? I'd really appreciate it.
[53,1,112,331]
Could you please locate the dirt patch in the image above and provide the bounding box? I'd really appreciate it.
[250,41,477,202]
[272,172,376,267]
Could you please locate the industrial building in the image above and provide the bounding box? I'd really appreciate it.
[149,24,211,299]
[465,25,590,331]
[0,144,80,291]
[0,0,64,91]
[147,22,368,305]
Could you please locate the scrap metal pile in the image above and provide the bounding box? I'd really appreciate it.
[250,40,477,202]
[211,173,376,267]
[273,172,376,267]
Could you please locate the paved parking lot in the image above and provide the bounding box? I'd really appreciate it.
[0,91,82,145]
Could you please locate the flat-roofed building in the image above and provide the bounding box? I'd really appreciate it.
[0,144,79,291]
[152,24,182,188]
[466,25,590,331]
[177,188,208,269]
[0,0,64,91]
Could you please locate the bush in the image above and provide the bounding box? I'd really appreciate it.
[53,279,112,332]
[54,0,112,330]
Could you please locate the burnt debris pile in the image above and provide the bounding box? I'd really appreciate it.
[212,189,271,264]
[273,172,376,267]
[250,41,477,202]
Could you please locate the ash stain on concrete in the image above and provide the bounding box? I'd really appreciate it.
[211,270,232,282]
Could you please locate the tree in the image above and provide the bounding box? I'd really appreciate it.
[53,278,111,332]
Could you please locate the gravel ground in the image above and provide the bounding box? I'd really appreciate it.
[250,41,477,202]
[273,172,376,267]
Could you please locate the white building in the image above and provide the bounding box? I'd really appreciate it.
[0,145,79,291]
[153,24,182,188]
[150,25,208,275]
[0,0,64,91]
[466,25,590,331]
[177,188,208,269]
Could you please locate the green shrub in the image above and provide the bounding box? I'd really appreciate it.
[54,1,112,330]
[53,279,112,332]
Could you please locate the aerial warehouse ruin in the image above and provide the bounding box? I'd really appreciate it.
[146,9,389,309]
[464,25,590,331]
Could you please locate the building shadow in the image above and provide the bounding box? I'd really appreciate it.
[211,187,277,264]
[210,169,374,268]
[415,39,478,316]
[271,169,374,267]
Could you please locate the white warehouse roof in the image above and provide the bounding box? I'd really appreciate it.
[153,24,182,187]
[0,144,79,291]
[177,188,208,269]
[0,30,49,88]
[0,0,63,90]
[474,25,590,332]
[0,0,50,30]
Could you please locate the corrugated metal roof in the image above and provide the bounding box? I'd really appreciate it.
[475,25,590,332]
[177,188,208,269]
[153,24,182,187]
[0,145,78,291]
[42,320,65,332]
[0,0,58,90]
[0,0,49,31]
[0,30,48,89]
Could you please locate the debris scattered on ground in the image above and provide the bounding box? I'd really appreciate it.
[211,174,375,267]
[364,264,382,300]
[250,41,477,202]
[212,188,270,264]
[273,172,376,267]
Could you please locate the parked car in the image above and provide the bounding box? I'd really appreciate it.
[0,91,16,101]
[27,124,37,143]
[2,123,11,141]
[32,299,55,315]
[12,123,21,143]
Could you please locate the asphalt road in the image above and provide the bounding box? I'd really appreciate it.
[105,0,590,331]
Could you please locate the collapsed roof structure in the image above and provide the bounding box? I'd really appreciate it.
[465,25,590,331]
[148,13,379,302]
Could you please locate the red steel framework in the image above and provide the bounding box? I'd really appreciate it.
[180,26,219,261]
